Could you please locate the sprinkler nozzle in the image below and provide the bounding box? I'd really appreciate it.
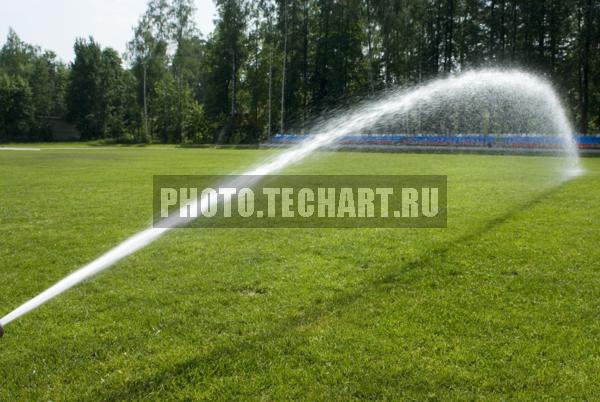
[0,324,4,338]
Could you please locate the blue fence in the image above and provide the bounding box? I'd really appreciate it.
[269,134,600,150]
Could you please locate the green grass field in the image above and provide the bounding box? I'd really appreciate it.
[1,146,599,400]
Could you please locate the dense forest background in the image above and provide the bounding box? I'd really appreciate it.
[0,0,599,143]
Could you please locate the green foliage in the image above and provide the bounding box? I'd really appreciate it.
[30,51,68,118]
[66,38,103,137]
[153,73,209,143]
[0,29,66,141]
[0,28,37,78]
[182,101,210,144]
[2,0,600,142]
[0,72,35,140]
[66,38,137,140]
[152,74,179,142]
[194,0,600,139]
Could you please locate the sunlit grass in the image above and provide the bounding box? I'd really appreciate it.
[1,146,599,400]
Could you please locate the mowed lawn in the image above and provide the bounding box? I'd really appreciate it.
[1,146,599,400]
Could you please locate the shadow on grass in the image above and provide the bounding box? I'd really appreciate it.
[101,182,568,399]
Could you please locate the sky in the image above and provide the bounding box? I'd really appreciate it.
[0,0,217,63]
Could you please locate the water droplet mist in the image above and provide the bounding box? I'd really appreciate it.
[0,69,582,332]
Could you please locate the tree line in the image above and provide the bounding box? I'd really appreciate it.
[1,0,599,143]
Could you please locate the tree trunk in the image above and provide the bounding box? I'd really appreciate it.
[500,0,506,61]
[581,0,591,133]
[444,0,455,72]
[268,46,273,138]
[365,1,375,94]
[302,0,309,133]
[490,0,496,58]
[177,74,183,143]
[143,63,149,142]
[280,0,287,134]
[511,0,517,61]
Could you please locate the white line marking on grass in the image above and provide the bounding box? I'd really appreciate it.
[48,147,121,150]
[0,147,41,151]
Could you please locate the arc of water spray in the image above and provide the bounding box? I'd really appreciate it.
[0,69,581,334]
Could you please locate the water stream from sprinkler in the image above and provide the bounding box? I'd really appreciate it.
[0,69,582,334]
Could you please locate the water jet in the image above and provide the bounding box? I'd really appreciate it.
[0,68,582,333]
